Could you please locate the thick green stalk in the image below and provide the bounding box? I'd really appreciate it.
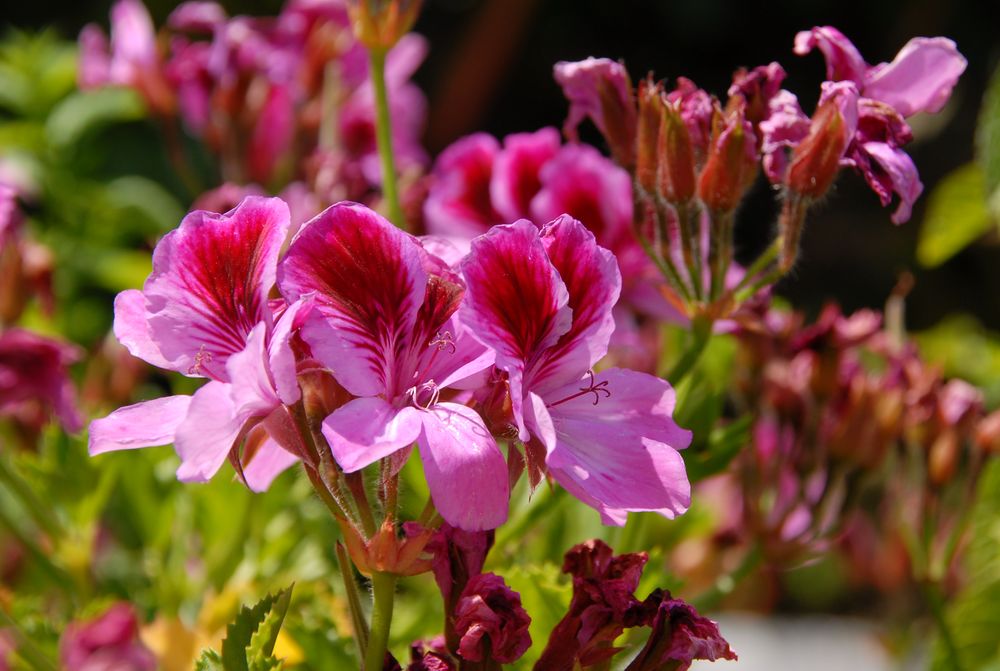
[364,571,399,671]
[335,542,370,663]
[666,316,713,384]
[369,47,407,230]
[921,580,964,671]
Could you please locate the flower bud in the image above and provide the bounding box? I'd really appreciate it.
[928,430,959,487]
[635,77,663,194]
[347,0,423,51]
[786,81,858,199]
[659,100,698,204]
[975,410,1000,454]
[696,102,757,213]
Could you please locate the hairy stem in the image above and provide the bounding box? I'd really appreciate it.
[369,47,407,230]
[364,571,399,671]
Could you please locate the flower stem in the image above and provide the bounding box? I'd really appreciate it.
[335,541,370,662]
[0,453,62,540]
[0,608,59,671]
[364,571,398,671]
[666,316,713,384]
[369,46,407,230]
[921,580,964,671]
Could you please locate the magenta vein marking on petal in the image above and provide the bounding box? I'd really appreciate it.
[546,370,612,408]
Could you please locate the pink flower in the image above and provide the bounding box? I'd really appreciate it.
[89,197,303,491]
[553,57,636,165]
[277,202,509,531]
[795,27,967,117]
[759,90,810,184]
[60,603,156,671]
[0,328,82,433]
[461,218,691,525]
[454,573,532,664]
[491,127,561,223]
[423,133,502,237]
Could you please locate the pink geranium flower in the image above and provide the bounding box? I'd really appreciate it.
[89,197,303,491]
[461,217,691,525]
[278,202,509,531]
[60,603,157,671]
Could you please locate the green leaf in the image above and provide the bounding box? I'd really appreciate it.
[931,461,1000,670]
[685,415,752,482]
[916,163,994,267]
[195,650,225,671]
[977,62,1000,197]
[45,88,146,149]
[104,175,185,234]
[221,585,295,671]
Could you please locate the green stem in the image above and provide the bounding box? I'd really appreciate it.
[921,580,964,671]
[364,571,398,671]
[335,541,370,663]
[369,47,407,230]
[709,210,733,302]
[676,201,704,300]
[731,237,781,296]
[666,317,713,384]
[0,503,75,595]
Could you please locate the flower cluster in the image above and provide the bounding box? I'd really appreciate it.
[89,196,691,531]
[723,301,998,574]
[532,28,965,325]
[80,0,428,202]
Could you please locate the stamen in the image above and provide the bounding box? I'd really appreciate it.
[407,380,441,410]
[187,345,213,375]
[414,331,457,383]
[547,370,612,408]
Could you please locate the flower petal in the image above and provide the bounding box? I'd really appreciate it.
[857,141,923,224]
[417,402,509,531]
[793,26,868,83]
[322,396,423,472]
[174,381,247,482]
[461,220,571,439]
[268,298,311,405]
[863,37,967,116]
[490,127,560,222]
[141,196,289,380]
[113,289,171,369]
[424,133,501,238]
[88,395,192,455]
[528,215,621,394]
[279,202,427,397]
[542,368,692,524]
[243,438,300,492]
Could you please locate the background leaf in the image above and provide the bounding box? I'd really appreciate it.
[917,163,994,267]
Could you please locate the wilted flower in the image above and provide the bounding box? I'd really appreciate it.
[453,573,532,664]
[553,57,637,166]
[625,590,737,671]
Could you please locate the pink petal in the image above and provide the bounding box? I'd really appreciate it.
[552,57,631,140]
[542,368,692,524]
[141,196,290,380]
[530,144,633,251]
[88,395,192,455]
[417,402,509,531]
[268,298,311,405]
[759,90,810,184]
[279,202,429,397]
[490,127,561,222]
[461,221,572,439]
[424,133,501,238]
[793,26,868,83]
[243,438,300,492]
[527,215,621,395]
[167,2,227,33]
[248,83,295,184]
[174,381,246,482]
[863,37,967,117]
[78,24,112,89]
[225,322,281,416]
[109,0,159,83]
[113,289,170,369]
[322,396,423,472]
[860,140,923,224]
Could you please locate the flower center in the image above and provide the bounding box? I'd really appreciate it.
[408,380,441,410]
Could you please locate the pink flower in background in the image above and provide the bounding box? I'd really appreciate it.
[0,328,83,433]
[453,573,532,664]
[462,218,691,525]
[490,127,561,223]
[423,133,501,237]
[60,603,156,671]
[0,629,15,671]
[553,57,636,165]
[89,197,303,491]
[278,202,509,530]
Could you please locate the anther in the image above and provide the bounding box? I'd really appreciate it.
[547,370,612,408]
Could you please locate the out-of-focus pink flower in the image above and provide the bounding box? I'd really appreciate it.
[248,83,296,185]
[89,197,304,491]
[759,90,810,184]
[278,202,509,531]
[462,218,691,525]
[60,603,156,671]
[553,57,636,165]
[0,328,83,433]
[795,27,967,117]
[453,573,532,664]
[491,127,561,223]
[0,629,15,671]
[625,590,737,671]
[665,78,715,162]
[423,133,501,237]
[167,1,228,33]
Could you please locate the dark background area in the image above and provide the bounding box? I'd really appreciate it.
[4,0,999,329]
